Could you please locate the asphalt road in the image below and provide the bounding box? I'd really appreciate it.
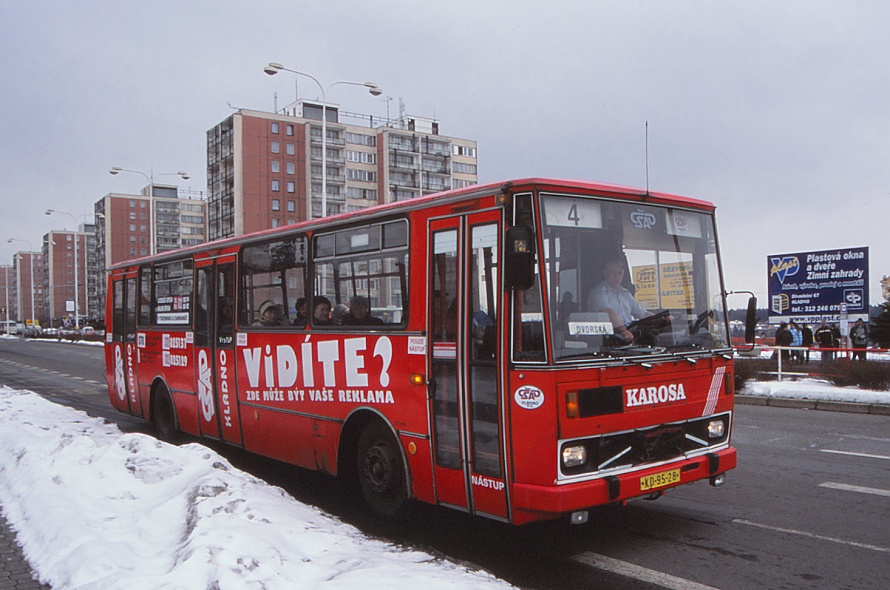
[1,337,888,590]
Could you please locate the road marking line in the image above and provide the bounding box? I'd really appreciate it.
[818,481,890,498]
[820,449,890,461]
[733,519,890,553]
[571,553,720,590]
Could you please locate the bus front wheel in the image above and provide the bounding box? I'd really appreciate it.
[356,421,409,519]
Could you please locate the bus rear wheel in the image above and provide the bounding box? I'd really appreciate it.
[356,421,408,519]
[152,384,179,442]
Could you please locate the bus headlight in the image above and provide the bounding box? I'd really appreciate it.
[707,419,725,439]
[562,445,587,468]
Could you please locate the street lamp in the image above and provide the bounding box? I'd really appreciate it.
[44,209,92,329]
[109,167,190,255]
[7,238,36,330]
[263,62,382,218]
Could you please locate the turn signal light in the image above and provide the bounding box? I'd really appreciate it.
[410,373,425,386]
[566,391,579,418]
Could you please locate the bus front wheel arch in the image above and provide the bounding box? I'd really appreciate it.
[354,418,411,519]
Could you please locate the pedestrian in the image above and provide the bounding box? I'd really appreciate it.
[801,323,813,363]
[814,321,834,363]
[788,321,803,364]
[850,318,869,361]
[775,322,792,362]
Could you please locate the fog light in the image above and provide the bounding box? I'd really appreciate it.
[707,419,725,439]
[562,445,587,468]
[570,511,589,525]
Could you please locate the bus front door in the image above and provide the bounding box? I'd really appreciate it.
[429,211,508,521]
[194,258,242,445]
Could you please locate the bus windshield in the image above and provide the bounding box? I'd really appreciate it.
[538,194,729,361]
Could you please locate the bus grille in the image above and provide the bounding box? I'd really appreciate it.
[560,413,730,477]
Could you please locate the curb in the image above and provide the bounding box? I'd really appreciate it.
[736,394,890,416]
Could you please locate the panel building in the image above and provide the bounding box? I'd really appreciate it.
[9,251,44,326]
[206,101,478,240]
[42,228,90,326]
[91,185,206,321]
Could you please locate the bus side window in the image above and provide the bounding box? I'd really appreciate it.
[240,236,306,328]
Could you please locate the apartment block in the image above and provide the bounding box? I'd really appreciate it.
[9,251,44,325]
[42,228,91,326]
[92,185,206,321]
[206,101,478,240]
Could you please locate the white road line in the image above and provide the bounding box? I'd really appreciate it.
[820,449,890,461]
[733,519,890,553]
[571,553,720,590]
[818,481,890,498]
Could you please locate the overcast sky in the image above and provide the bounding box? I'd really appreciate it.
[2,1,888,305]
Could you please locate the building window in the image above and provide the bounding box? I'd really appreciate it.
[347,150,376,164]
[271,141,280,154]
[346,132,376,147]
[286,143,295,156]
[287,200,295,212]
[287,181,295,193]
[130,224,136,232]
[130,200,136,207]
[454,162,477,174]
[140,201,147,208]
[272,199,280,211]
[452,145,477,158]
[271,122,279,134]
[129,212,136,220]
[286,124,294,136]
[271,218,280,228]
[347,169,377,182]
[272,180,280,192]
[271,161,280,173]
[287,162,295,174]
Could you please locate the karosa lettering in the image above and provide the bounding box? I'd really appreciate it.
[626,383,686,407]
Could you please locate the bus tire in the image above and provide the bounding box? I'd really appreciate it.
[356,421,409,519]
[152,384,180,442]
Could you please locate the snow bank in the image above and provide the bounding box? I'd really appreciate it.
[0,387,512,590]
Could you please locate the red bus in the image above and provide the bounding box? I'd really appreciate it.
[105,178,754,525]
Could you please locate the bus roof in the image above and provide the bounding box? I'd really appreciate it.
[109,178,715,271]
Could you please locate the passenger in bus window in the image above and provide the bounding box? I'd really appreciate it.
[253,300,288,327]
[293,297,308,327]
[312,296,332,326]
[331,303,350,325]
[341,296,384,326]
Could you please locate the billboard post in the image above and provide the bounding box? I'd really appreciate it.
[767,246,869,325]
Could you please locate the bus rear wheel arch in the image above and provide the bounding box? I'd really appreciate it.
[151,381,180,442]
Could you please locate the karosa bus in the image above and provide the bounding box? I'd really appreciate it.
[105,178,755,525]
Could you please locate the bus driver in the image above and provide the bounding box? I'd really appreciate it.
[587,257,656,343]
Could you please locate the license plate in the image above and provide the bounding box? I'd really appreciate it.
[640,468,681,491]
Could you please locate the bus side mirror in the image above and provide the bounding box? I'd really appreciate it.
[745,295,758,344]
[504,225,536,291]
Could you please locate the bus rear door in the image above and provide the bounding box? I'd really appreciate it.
[194,257,243,445]
[108,271,144,417]
[428,210,509,521]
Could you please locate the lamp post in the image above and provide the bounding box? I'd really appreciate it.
[44,209,95,329]
[263,63,382,218]
[7,238,36,329]
[108,167,190,255]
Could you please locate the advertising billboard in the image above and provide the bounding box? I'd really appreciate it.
[767,246,869,324]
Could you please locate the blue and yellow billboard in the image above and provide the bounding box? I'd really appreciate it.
[767,246,869,324]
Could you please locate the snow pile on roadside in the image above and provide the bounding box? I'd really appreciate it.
[740,378,890,405]
[0,387,513,590]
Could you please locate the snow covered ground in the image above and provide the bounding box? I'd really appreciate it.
[0,365,887,589]
[0,387,513,590]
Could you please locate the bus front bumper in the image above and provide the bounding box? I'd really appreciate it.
[510,447,737,525]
